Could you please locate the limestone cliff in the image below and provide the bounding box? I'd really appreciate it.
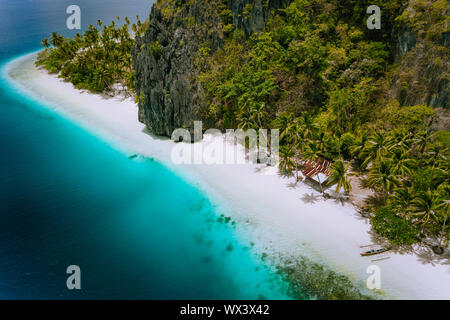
[390,0,449,110]
[133,0,449,137]
[132,0,290,136]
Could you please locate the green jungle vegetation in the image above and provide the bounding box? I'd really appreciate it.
[172,0,450,251]
[36,16,149,93]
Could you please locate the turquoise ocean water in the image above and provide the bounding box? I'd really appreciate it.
[0,0,297,299]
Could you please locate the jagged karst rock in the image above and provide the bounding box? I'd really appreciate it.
[132,0,291,137]
[390,27,449,109]
[132,1,223,136]
[230,0,290,36]
[133,0,449,137]
[390,1,449,110]
[393,27,417,61]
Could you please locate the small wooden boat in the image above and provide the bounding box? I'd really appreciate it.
[360,247,391,257]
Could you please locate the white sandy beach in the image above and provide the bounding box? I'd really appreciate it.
[4,52,450,300]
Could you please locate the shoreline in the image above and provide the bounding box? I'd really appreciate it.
[3,52,450,299]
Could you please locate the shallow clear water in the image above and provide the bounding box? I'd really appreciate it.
[0,0,295,299]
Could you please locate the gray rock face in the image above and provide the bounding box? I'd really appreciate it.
[230,0,290,35]
[391,27,449,109]
[393,27,417,62]
[132,2,223,136]
[132,0,291,137]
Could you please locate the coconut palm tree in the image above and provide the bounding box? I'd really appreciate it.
[304,139,321,162]
[410,190,444,226]
[413,129,431,155]
[237,103,255,130]
[299,112,316,140]
[390,187,415,220]
[327,159,352,194]
[74,33,83,46]
[435,194,449,253]
[351,132,368,169]
[293,126,309,162]
[95,65,112,91]
[314,130,326,154]
[425,144,448,169]
[276,112,293,143]
[279,146,296,176]
[84,25,99,49]
[41,38,50,48]
[388,129,412,152]
[250,101,267,128]
[284,119,299,143]
[50,32,64,47]
[361,131,389,170]
[390,147,417,177]
[367,159,399,203]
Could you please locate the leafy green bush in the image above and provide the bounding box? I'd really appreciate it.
[149,41,162,58]
[371,206,420,246]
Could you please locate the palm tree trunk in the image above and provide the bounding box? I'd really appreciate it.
[438,213,448,249]
[318,175,324,194]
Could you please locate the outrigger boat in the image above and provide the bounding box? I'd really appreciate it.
[360,247,391,257]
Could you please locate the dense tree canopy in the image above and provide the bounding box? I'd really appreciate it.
[36,16,149,93]
[195,0,449,248]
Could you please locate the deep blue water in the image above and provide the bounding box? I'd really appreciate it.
[0,0,293,299]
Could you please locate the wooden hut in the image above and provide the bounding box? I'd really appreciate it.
[302,157,331,186]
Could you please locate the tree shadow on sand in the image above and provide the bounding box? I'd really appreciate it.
[287,181,299,189]
[367,229,450,270]
[326,194,347,206]
[300,193,320,204]
[351,207,372,222]
[364,193,385,208]
[278,170,294,179]
[254,166,265,173]
[414,246,450,267]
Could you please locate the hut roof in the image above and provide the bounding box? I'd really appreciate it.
[302,157,331,184]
